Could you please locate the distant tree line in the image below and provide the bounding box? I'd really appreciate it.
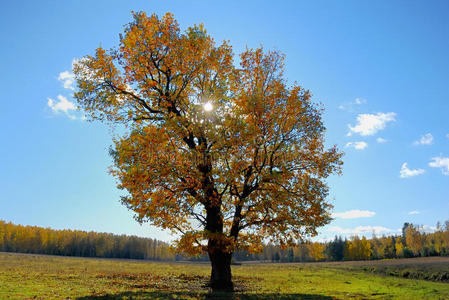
[1,220,449,262]
[233,221,449,262]
[0,220,174,260]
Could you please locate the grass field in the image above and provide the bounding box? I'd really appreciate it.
[1,252,449,299]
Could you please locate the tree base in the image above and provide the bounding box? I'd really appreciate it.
[208,248,234,292]
[209,279,234,292]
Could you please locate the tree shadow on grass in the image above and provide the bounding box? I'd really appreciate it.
[76,290,333,299]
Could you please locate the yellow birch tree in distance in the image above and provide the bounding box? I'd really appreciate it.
[73,12,343,291]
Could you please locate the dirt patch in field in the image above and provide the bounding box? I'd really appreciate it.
[302,256,449,283]
[302,256,449,267]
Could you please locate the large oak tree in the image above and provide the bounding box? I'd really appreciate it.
[74,12,343,291]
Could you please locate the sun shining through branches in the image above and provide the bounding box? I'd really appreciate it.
[203,102,213,112]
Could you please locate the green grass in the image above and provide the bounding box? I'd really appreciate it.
[1,252,448,299]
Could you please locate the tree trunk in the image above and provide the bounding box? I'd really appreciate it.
[203,182,234,291]
[208,247,233,291]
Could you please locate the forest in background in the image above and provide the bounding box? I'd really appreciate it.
[1,220,448,262]
[0,220,173,260]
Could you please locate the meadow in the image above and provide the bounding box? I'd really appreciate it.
[1,252,449,299]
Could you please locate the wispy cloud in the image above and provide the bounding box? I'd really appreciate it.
[354,98,365,105]
[58,57,94,90]
[314,237,335,243]
[429,155,449,175]
[348,112,396,136]
[332,210,375,219]
[422,225,437,233]
[47,58,87,120]
[400,163,425,178]
[376,137,387,144]
[346,141,368,150]
[339,98,367,112]
[413,133,434,146]
[58,71,75,90]
[47,94,77,119]
[328,225,395,235]
[446,133,449,140]
[408,210,420,215]
[328,224,435,236]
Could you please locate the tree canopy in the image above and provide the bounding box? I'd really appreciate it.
[73,11,343,290]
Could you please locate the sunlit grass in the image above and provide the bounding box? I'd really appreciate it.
[1,252,448,299]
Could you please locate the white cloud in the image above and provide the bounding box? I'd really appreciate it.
[413,133,434,146]
[328,225,394,235]
[47,94,76,119]
[58,57,97,90]
[376,137,387,143]
[314,237,335,243]
[339,98,367,111]
[348,112,396,136]
[332,209,375,219]
[408,210,420,215]
[400,163,425,178]
[446,133,449,140]
[429,156,449,175]
[421,225,437,233]
[346,141,368,150]
[58,71,75,90]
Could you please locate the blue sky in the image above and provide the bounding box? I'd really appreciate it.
[1,0,448,242]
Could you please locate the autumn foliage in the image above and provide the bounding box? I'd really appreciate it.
[73,12,343,290]
[0,220,173,260]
